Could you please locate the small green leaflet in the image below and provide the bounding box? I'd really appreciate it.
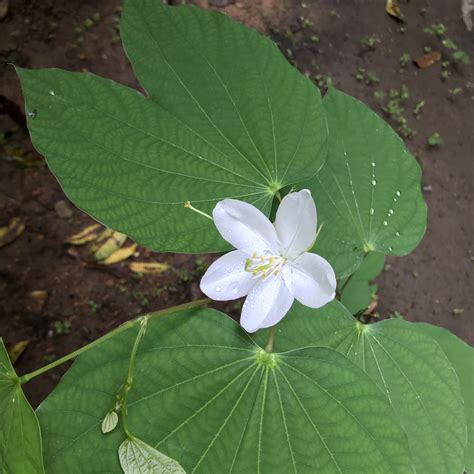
[0,338,45,474]
[265,303,467,474]
[414,323,474,473]
[17,0,327,254]
[339,251,385,314]
[119,437,185,474]
[102,410,119,434]
[37,307,413,473]
[307,88,427,277]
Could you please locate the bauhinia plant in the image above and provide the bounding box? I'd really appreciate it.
[2,1,472,473]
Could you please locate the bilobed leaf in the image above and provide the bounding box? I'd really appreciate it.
[267,303,467,474]
[414,323,474,472]
[37,306,412,473]
[0,339,44,473]
[306,88,426,277]
[17,0,327,254]
[119,437,185,474]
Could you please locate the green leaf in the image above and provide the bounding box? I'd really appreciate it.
[37,307,413,473]
[414,323,474,473]
[307,88,426,277]
[0,338,45,473]
[268,303,467,474]
[340,252,385,314]
[17,1,327,253]
[119,437,185,474]
[340,280,374,314]
[102,410,119,434]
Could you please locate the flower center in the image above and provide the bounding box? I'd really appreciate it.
[244,251,286,280]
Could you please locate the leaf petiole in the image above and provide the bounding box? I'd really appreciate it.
[120,317,148,438]
[18,299,210,385]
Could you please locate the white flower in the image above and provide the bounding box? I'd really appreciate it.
[200,189,336,333]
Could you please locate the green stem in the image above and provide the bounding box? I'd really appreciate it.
[19,298,210,385]
[336,273,354,298]
[265,326,277,353]
[336,251,369,299]
[121,317,148,438]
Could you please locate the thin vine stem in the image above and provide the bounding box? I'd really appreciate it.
[336,272,355,298]
[120,317,148,438]
[336,251,369,299]
[19,298,210,385]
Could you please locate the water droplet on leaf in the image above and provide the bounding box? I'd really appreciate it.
[383,220,388,226]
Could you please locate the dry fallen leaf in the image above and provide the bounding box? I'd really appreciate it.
[8,340,30,364]
[129,262,170,274]
[92,231,127,261]
[414,51,442,69]
[103,243,138,265]
[386,0,403,20]
[0,217,26,247]
[462,0,474,31]
[2,145,44,168]
[89,228,113,248]
[67,224,101,245]
[26,290,48,312]
[364,294,379,316]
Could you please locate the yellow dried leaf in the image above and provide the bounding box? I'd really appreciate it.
[67,224,101,245]
[2,145,44,168]
[93,232,127,261]
[102,243,137,265]
[0,217,26,248]
[386,0,403,20]
[129,262,170,274]
[8,340,30,364]
[89,228,113,251]
[27,290,48,312]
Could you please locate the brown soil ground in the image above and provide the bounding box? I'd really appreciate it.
[1,0,473,407]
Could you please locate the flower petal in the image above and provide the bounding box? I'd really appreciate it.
[200,250,255,300]
[240,276,294,333]
[275,189,317,258]
[282,252,336,308]
[213,199,278,254]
